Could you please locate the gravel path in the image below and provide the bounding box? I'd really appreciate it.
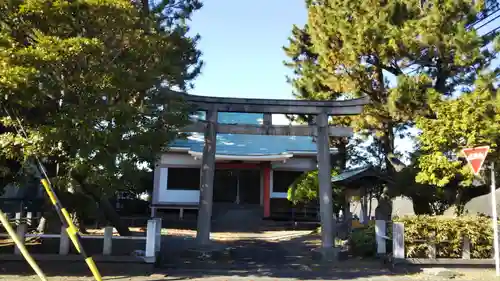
[0,269,496,281]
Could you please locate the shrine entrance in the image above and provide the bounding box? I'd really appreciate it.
[167,91,368,256]
[213,169,260,205]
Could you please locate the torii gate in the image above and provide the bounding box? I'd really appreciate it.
[177,92,368,253]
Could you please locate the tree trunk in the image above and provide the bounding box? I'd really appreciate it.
[410,195,434,215]
[368,191,373,220]
[331,136,348,170]
[360,195,368,225]
[71,174,131,236]
[141,0,149,13]
[378,122,395,219]
[375,187,392,221]
[454,189,465,216]
[382,122,395,177]
[84,187,131,236]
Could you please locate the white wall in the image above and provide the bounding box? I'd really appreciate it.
[154,153,315,203]
[160,152,201,166]
[156,167,200,204]
[155,153,201,204]
[271,158,316,171]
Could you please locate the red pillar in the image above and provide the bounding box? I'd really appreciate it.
[263,164,271,218]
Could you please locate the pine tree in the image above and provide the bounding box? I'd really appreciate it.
[284,0,498,217]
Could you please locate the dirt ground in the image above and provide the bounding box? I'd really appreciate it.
[0,262,496,281]
[0,230,497,281]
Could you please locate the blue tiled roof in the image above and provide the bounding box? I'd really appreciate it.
[170,113,318,156]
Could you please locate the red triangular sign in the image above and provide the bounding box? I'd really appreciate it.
[462,146,489,175]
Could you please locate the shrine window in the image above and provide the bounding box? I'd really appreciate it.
[167,168,200,190]
[273,170,304,193]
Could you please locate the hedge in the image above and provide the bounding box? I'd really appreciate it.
[395,216,493,259]
[346,216,494,259]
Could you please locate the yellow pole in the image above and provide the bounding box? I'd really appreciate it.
[1,105,102,281]
[0,210,48,281]
[40,179,103,281]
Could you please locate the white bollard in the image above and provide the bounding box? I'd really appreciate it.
[375,220,386,255]
[144,219,157,263]
[59,226,70,255]
[154,218,162,253]
[14,223,27,255]
[103,227,113,255]
[462,236,471,259]
[26,212,33,226]
[393,222,405,259]
[15,212,22,225]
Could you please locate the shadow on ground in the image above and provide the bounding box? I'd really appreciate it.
[0,260,423,280]
[156,234,424,280]
[0,234,424,280]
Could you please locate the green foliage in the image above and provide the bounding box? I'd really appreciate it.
[287,171,320,204]
[396,216,493,258]
[348,223,377,257]
[415,74,500,187]
[286,0,495,142]
[0,0,201,195]
[284,0,499,213]
[285,0,497,156]
[287,169,344,212]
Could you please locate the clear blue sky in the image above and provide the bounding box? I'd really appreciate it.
[187,0,307,100]
[185,2,500,157]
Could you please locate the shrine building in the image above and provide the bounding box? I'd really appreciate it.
[151,112,337,220]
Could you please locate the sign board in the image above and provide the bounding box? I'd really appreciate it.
[462,146,490,175]
[462,145,499,276]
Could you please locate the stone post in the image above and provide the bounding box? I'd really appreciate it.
[14,223,27,255]
[393,222,405,259]
[145,219,157,263]
[59,226,70,255]
[375,220,386,255]
[102,227,113,255]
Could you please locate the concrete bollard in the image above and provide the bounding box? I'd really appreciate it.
[154,218,162,253]
[393,222,405,259]
[103,227,113,255]
[375,220,386,255]
[15,212,22,225]
[144,219,157,263]
[26,212,33,226]
[59,226,70,255]
[14,223,27,255]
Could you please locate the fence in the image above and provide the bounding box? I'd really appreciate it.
[0,214,162,263]
[375,220,493,265]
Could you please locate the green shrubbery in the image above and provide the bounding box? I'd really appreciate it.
[346,216,494,259]
[396,216,493,259]
[348,223,376,257]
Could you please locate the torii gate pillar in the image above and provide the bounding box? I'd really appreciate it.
[196,109,217,245]
[316,112,336,255]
